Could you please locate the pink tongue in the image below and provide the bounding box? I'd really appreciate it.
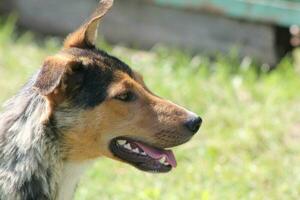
[134,142,177,168]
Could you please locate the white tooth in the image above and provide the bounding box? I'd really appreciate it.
[132,148,139,153]
[163,162,169,166]
[124,143,131,150]
[117,140,126,145]
[159,157,166,164]
[141,152,147,156]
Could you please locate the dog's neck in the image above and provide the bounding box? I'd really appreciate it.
[57,161,93,200]
[0,82,86,200]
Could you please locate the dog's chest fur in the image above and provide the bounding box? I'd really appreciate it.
[57,161,93,200]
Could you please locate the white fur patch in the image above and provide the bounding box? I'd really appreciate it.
[57,161,94,200]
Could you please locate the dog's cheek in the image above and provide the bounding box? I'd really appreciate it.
[86,101,134,133]
[62,131,102,161]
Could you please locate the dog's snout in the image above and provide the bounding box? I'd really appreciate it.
[184,116,202,134]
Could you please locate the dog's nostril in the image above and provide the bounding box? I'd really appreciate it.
[184,117,202,134]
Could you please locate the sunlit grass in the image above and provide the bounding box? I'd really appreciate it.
[0,18,300,200]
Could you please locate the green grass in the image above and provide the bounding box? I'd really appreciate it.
[1,17,300,200]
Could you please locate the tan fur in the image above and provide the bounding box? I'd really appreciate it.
[33,54,76,95]
[62,72,191,162]
[64,0,113,48]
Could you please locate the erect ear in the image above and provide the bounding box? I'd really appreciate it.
[64,0,113,49]
[33,55,81,96]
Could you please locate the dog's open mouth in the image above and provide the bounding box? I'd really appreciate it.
[109,137,177,173]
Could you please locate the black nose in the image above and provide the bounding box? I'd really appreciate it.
[184,116,202,134]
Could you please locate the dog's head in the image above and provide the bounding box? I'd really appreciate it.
[33,0,202,173]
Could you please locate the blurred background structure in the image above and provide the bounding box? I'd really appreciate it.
[1,0,300,65]
[0,0,300,200]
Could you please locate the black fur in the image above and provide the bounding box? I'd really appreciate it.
[68,63,113,108]
[65,48,133,108]
[20,175,49,200]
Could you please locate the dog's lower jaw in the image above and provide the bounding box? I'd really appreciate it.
[57,161,94,200]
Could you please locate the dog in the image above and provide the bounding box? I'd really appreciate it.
[0,0,202,199]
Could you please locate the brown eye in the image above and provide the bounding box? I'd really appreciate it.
[114,91,136,102]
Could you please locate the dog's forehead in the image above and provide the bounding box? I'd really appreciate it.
[62,47,133,76]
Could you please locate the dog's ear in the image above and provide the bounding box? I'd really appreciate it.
[33,55,81,97]
[64,0,113,49]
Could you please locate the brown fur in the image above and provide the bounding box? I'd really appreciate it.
[64,0,113,48]
[61,71,192,162]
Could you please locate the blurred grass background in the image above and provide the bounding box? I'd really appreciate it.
[1,16,300,200]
